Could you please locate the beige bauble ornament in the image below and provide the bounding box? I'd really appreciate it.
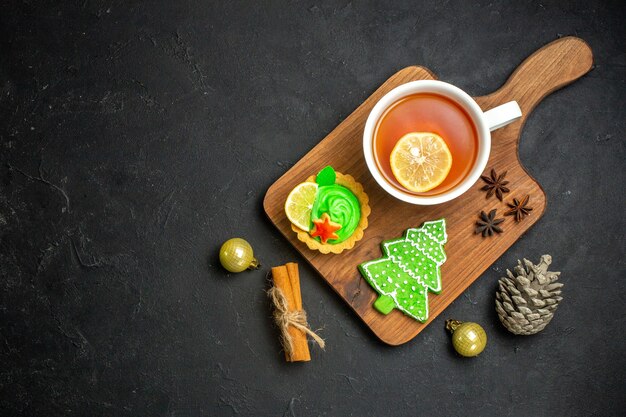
[495,255,563,335]
[219,238,259,273]
[445,320,487,357]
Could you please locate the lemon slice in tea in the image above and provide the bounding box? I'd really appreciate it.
[285,182,318,231]
[390,132,453,193]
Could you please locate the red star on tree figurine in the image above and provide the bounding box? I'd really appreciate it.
[310,213,342,244]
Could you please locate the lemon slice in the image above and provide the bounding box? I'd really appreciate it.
[285,182,318,231]
[390,132,453,193]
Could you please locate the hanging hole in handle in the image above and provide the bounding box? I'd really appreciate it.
[483,101,522,131]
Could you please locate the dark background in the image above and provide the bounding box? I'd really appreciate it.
[1,1,625,416]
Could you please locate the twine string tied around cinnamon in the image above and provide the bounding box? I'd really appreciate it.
[268,286,325,356]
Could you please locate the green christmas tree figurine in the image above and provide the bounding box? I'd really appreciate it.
[358,219,447,322]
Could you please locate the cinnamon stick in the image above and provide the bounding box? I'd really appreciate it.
[271,263,311,362]
[286,262,302,310]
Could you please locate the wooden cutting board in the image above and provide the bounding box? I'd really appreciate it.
[263,37,593,345]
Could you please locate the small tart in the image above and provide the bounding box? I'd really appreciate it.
[291,172,370,254]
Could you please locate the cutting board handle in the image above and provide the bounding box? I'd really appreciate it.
[481,37,593,117]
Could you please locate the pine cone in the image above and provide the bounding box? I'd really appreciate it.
[495,255,563,335]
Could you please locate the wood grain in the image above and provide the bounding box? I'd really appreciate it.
[263,37,593,345]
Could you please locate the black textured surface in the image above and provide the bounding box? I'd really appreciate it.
[1,1,625,416]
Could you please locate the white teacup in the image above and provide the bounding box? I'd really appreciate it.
[363,80,522,205]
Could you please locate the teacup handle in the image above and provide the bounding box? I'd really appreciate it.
[483,101,522,131]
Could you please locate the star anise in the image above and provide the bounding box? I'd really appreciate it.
[504,195,533,222]
[475,209,504,237]
[480,168,510,201]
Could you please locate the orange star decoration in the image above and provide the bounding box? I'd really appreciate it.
[310,213,342,244]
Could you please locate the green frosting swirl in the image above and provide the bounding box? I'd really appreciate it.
[310,184,361,244]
